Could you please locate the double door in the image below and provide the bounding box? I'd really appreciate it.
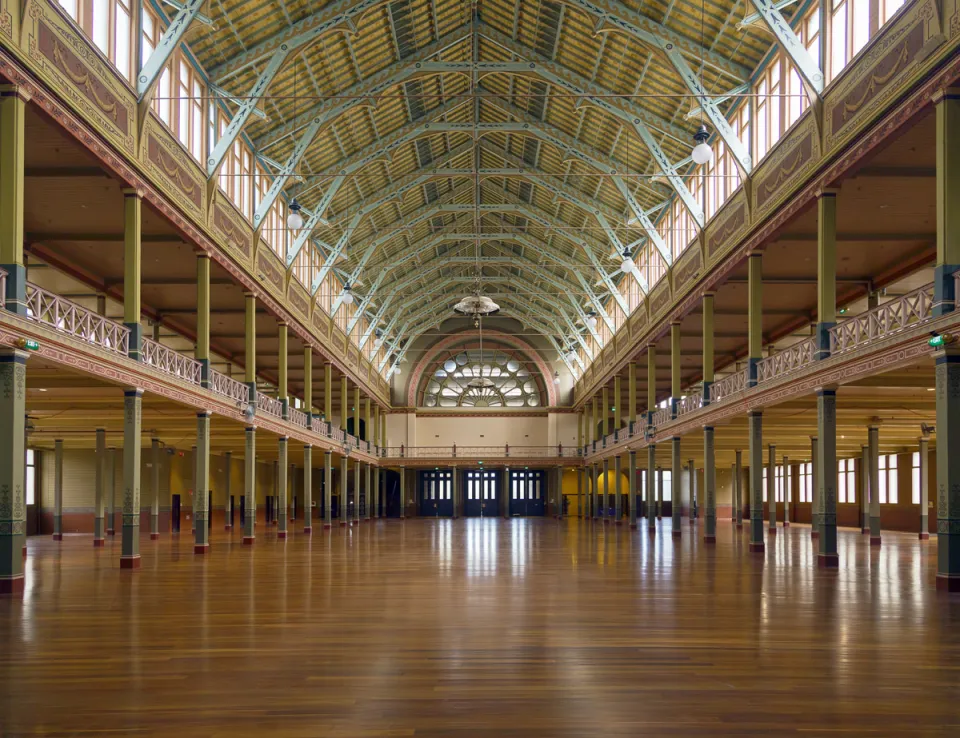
[419,470,454,517]
[509,469,546,517]
[464,469,500,517]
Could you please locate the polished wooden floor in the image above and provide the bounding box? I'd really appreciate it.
[2,518,959,736]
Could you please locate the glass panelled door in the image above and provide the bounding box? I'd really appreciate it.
[464,469,500,517]
[509,469,546,517]
[419,470,454,517]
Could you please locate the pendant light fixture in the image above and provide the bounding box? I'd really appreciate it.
[553,370,561,385]
[287,59,305,231]
[692,0,715,167]
[618,247,636,274]
[341,283,354,305]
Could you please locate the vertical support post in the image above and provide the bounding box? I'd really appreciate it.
[704,427,716,543]
[935,343,960,588]
[601,457,609,522]
[278,324,288,418]
[324,362,333,427]
[783,456,791,527]
[302,448,313,533]
[340,376,349,432]
[688,459,697,524]
[401,465,408,520]
[303,348,313,428]
[868,425,881,546]
[365,398,372,449]
[702,294,714,404]
[818,389,839,567]
[271,461,278,525]
[340,455,349,526]
[735,449,743,529]
[107,447,116,535]
[121,389,143,568]
[767,444,777,533]
[151,438,160,539]
[196,254,211,386]
[747,254,762,386]
[816,189,838,359]
[223,451,232,530]
[919,437,929,540]
[601,386,609,439]
[591,398,598,446]
[671,437,681,537]
[647,445,656,533]
[123,190,143,359]
[613,377,622,434]
[94,428,106,546]
[364,461,371,521]
[811,436,819,538]
[0,87,27,315]
[748,411,764,552]
[194,412,211,553]
[52,439,63,540]
[451,466,458,520]
[647,345,657,431]
[577,466,584,519]
[0,349,27,593]
[934,90,960,316]
[244,293,257,402]
[353,453,361,524]
[323,450,333,529]
[614,455,622,523]
[277,438,288,538]
[590,463,598,519]
[861,444,870,534]
[628,363,637,429]
[243,427,256,544]
[628,451,637,529]
[656,466,663,519]
[670,322,680,418]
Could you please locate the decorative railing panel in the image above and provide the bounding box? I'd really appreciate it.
[830,284,934,355]
[288,407,308,429]
[330,426,345,443]
[256,393,284,418]
[650,407,671,429]
[382,446,579,459]
[756,338,816,384]
[141,338,202,384]
[711,369,747,405]
[209,369,249,405]
[677,392,703,417]
[24,283,129,356]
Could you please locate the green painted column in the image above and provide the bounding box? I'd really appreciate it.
[324,362,333,428]
[353,455,361,524]
[150,438,160,539]
[196,254,211,386]
[577,466,584,519]
[52,439,63,541]
[702,294,715,403]
[271,461,278,526]
[121,389,143,569]
[451,466,459,520]
[747,254,762,386]
[919,438,929,540]
[670,322,680,418]
[818,390,839,568]
[591,399,598,447]
[194,412,211,553]
[243,427,256,545]
[647,445,656,533]
[122,190,143,359]
[373,466,380,519]
[646,345,656,430]
[934,90,960,316]
[94,428,106,546]
[289,463,296,524]
[224,451,233,531]
[614,455,622,524]
[860,445,870,534]
[323,450,333,529]
[936,345,960,589]
[601,458,609,522]
[304,348,313,429]
[628,363,637,430]
[590,462,598,519]
[0,349,27,594]
[340,455,349,526]
[303,446,313,534]
[278,324,288,418]
[401,465,408,520]
[748,412,764,552]
[688,459,696,524]
[364,461,372,521]
[601,386,609,440]
[783,457,791,528]
[628,451,637,529]
[704,428,716,543]
[613,376,621,433]
[340,376,349,432]
[816,189,839,359]
[734,449,743,530]
[671,437,681,538]
[244,293,257,401]
[868,426,881,545]
[656,466,663,519]
[811,436,819,539]
[277,437,288,539]
[107,447,117,536]
[767,444,777,534]
[364,397,372,447]
[0,87,27,314]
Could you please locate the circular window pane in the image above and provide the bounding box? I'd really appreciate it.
[506,359,520,372]
[443,359,457,372]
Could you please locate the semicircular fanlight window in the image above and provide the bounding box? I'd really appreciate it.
[420,348,543,408]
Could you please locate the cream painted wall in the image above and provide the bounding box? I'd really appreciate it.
[415,415,547,447]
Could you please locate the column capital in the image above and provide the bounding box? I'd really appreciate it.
[196,252,211,260]
[816,186,841,199]
[0,84,32,103]
[931,86,960,104]
[121,187,144,200]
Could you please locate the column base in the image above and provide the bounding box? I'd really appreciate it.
[647,527,656,535]
[817,554,839,569]
[704,535,716,544]
[107,529,115,536]
[748,542,765,553]
[811,531,820,539]
[242,537,255,545]
[22,546,26,558]
[194,544,210,554]
[323,524,332,530]
[920,532,930,540]
[768,527,777,534]
[936,574,960,592]
[671,530,681,539]
[52,533,62,541]
[120,556,141,570]
[150,533,160,540]
[303,527,313,535]
[339,521,348,527]
[870,537,882,546]
[688,518,695,525]
[0,576,25,595]
[93,538,105,547]
[278,531,287,539]
[783,521,790,528]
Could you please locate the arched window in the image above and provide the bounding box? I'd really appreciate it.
[420,348,544,408]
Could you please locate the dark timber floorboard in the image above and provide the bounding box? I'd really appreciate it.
[1,519,959,736]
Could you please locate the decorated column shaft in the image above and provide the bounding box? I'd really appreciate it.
[647,445,656,532]
[107,447,116,535]
[601,386,609,439]
[628,363,637,430]
[919,438,929,540]
[816,190,838,359]
[353,456,361,523]
[224,451,232,530]
[196,254,211,386]
[591,463,598,519]
[748,412,764,552]
[702,294,714,403]
[302,446,312,533]
[340,455,349,525]
[656,466,663,519]
[767,444,777,533]
[688,459,696,523]
[577,466,584,519]
[52,439,63,540]
[601,457,609,521]
[935,343,960,588]
[123,190,143,359]
[364,462,372,521]
[94,428,106,546]
[324,362,333,427]
[151,438,160,538]
[244,293,257,401]
[934,90,960,315]
[613,377,621,434]
[646,345,656,432]
[704,427,716,543]
[811,436,820,538]
[121,389,143,568]
[628,451,637,528]
[747,254,762,386]
[243,427,256,544]
[783,457,791,527]
[860,445,870,534]
[323,450,333,529]
[0,87,27,314]
[277,438,288,538]
[818,390,839,567]
[671,438,681,537]
[735,450,743,528]
[614,455,622,523]
[670,322,681,418]
[194,412,211,553]
[278,324,288,418]
[868,425,881,545]
[0,349,27,594]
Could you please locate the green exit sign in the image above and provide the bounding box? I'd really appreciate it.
[18,339,39,351]
[930,335,945,348]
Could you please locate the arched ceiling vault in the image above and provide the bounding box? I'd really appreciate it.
[164,0,821,375]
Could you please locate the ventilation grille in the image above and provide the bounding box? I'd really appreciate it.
[389,1,417,59]
[522,137,539,166]
[424,181,440,203]
[518,181,533,204]
[415,138,434,166]
[526,80,548,120]
[534,2,563,58]
[405,80,426,120]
